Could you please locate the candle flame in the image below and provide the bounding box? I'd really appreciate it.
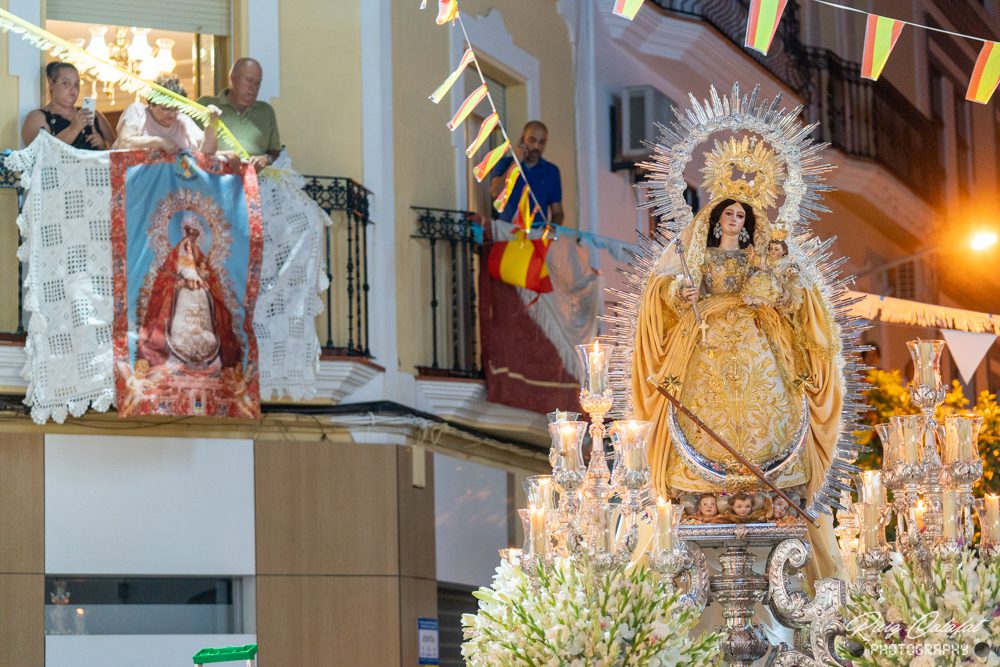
[592,339,600,353]
[657,496,667,507]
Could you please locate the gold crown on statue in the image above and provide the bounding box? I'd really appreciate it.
[702,136,783,213]
[770,225,789,241]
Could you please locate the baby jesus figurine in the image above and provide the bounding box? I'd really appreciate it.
[744,239,802,313]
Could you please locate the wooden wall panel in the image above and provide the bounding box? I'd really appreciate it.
[256,575,400,666]
[397,445,436,580]
[255,439,399,576]
[0,433,43,574]
[0,574,43,667]
[399,575,438,667]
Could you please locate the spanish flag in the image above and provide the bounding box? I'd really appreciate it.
[487,231,553,295]
[613,0,644,20]
[429,49,475,104]
[493,164,521,213]
[436,0,458,25]
[447,83,487,131]
[466,112,499,158]
[967,41,1000,104]
[861,14,904,81]
[744,0,788,55]
[473,140,509,182]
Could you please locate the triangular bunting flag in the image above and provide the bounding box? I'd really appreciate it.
[861,14,904,80]
[745,0,788,55]
[941,329,997,385]
[613,0,645,20]
[429,49,475,104]
[466,112,499,157]
[436,0,458,25]
[447,83,487,131]
[473,140,509,182]
[967,42,1000,104]
[493,164,521,213]
[511,188,537,231]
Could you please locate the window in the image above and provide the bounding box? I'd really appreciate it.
[954,92,973,198]
[45,576,253,635]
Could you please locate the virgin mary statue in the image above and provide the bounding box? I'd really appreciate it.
[631,137,844,576]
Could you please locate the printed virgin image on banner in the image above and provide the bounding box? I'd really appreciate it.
[110,151,263,418]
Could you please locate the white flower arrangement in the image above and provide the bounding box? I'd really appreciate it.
[841,551,1000,666]
[461,557,722,666]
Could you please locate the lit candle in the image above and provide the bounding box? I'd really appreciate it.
[860,471,884,505]
[654,498,674,552]
[895,416,922,465]
[942,490,957,540]
[559,423,583,469]
[910,339,942,388]
[942,425,958,464]
[588,340,606,394]
[842,538,859,581]
[529,504,547,556]
[538,478,553,511]
[623,447,644,470]
[862,503,881,551]
[986,495,1000,542]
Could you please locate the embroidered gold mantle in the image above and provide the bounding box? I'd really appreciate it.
[632,222,842,502]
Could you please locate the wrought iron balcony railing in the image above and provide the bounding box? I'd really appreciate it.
[412,207,482,379]
[0,159,372,357]
[651,0,943,203]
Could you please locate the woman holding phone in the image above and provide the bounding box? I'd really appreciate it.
[21,62,116,150]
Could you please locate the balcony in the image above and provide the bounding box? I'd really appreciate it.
[411,207,482,380]
[0,155,379,406]
[0,159,371,356]
[650,0,943,205]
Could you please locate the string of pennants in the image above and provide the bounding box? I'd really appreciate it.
[614,0,1000,104]
[423,0,546,237]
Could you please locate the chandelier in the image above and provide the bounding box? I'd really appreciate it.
[78,25,176,103]
[837,338,1000,590]
[503,339,706,600]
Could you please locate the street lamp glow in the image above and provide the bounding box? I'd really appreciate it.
[970,231,998,251]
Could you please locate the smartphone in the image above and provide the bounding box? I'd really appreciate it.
[81,96,96,114]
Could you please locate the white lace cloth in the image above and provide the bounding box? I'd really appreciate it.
[6,133,330,423]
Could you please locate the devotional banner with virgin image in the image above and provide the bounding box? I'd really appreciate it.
[110,151,263,418]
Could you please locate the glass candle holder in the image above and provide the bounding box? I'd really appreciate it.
[874,422,895,470]
[941,489,959,541]
[651,497,679,555]
[576,341,614,414]
[975,496,1000,547]
[528,504,548,557]
[547,409,580,424]
[854,470,885,506]
[592,506,619,553]
[907,339,945,390]
[855,501,888,552]
[944,414,983,464]
[610,420,652,472]
[518,508,531,550]
[892,414,928,465]
[548,421,587,472]
[524,475,557,511]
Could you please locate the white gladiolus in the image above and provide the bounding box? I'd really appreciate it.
[462,556,723,666]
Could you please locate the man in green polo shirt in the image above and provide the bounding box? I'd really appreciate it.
[198,58,280,171]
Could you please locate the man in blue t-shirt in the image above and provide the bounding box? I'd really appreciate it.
[489,121,564,226]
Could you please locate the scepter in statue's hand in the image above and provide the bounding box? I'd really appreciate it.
[674,240,709,349]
